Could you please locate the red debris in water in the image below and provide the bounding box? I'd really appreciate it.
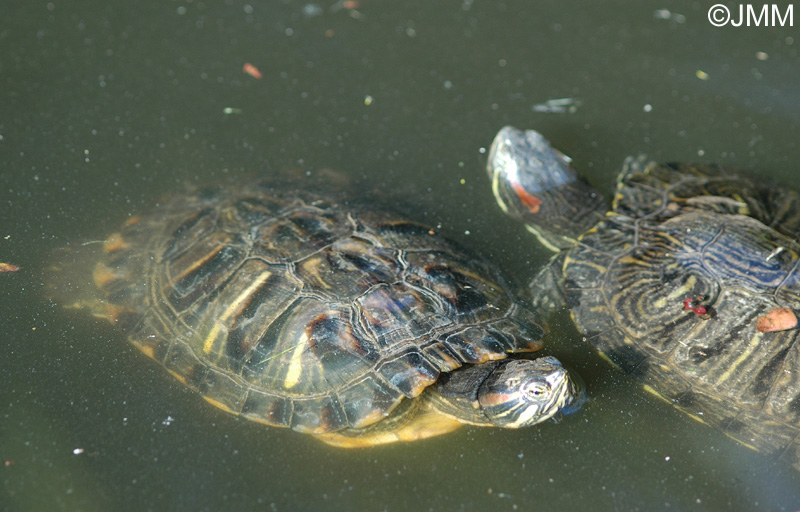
[242,63,262,79]
[0,262,20,273]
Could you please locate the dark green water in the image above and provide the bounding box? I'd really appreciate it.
[2,1,800,510]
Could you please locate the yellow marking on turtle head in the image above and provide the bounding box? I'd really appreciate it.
[491,175,511,215]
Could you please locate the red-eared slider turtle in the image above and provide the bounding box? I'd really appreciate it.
[50,180,582,447]
[487,126,800,469]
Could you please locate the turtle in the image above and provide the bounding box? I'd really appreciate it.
[486,125,800,469]
[48,178,583,447]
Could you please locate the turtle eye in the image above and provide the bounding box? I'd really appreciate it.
[522,380,551,401]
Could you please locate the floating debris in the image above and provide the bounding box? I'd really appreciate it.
[766,246,785,261]
[302,3,324,18]
[243,62,262,79]
[223,107,243,115]
[532,97,581,114]
[0,262,20,273]
[653,9,686,23]
[683,295,711,318]
[757,308,798,333]
[330,0,365,20]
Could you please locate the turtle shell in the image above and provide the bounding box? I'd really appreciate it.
[562,162,800,463]
[89,182,544,435]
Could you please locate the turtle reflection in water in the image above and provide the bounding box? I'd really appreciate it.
[487,125,800,469]
[49,179,582,447]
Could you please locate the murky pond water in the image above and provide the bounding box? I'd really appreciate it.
[3,1,800,510]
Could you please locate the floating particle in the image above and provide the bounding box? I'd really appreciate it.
[756,308,798,333]
[532,97,580,114]
[243,63,262,79]
[0,262,20,273]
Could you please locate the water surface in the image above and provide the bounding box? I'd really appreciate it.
[3,1,800,510]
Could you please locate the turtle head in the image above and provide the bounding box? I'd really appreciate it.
[487,126,608,251]
[478,356,584,428]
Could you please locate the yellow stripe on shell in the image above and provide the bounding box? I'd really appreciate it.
[202,270,273,354]
[284,332,309,389]
[715,333,763,385]
[650,274,697,309]
[173,244,226,284]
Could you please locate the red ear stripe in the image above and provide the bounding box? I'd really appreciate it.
[511,181,542,214]
[480,391,515,406]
